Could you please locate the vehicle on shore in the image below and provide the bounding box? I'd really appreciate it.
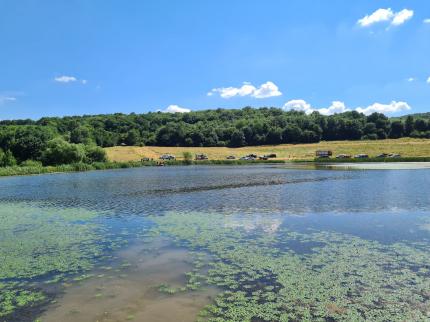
[336,154,351,159]
[159,154,176,160]
[195,153,208,160]
[354,154,369,159]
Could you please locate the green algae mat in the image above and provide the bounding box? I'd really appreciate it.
[0,202,123,319]
[150,212,430,322]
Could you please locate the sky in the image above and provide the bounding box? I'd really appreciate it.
[0,0,430,120]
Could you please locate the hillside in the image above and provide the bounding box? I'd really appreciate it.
[105,138,430,162]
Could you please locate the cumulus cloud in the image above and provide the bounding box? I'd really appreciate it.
[208,81,282,99]
[0,95,16,105]
[407,77,415,82]
[283,100,349,116]
[427,77,430,84]
[356,101,411,115]
[391,9,414,26]
[162,105,191,113]
[424,19,430,24]
[283,99,410,116]
[357,8,413,27]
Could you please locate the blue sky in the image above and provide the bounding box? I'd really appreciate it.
[0,0,429,119]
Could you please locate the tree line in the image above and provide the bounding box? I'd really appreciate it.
[1,107,430,166]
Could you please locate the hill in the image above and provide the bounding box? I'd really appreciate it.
[106,138,430,162]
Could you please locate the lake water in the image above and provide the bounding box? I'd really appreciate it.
[1,165,430,321]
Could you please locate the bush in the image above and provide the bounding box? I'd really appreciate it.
[84,145,107,163]
[20,160,43,167]
[42,138,86,165]
[0,149,17,167]
[182,152,193,165]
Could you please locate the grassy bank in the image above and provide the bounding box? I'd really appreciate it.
[0,159,285,177]
[105,138,430,162]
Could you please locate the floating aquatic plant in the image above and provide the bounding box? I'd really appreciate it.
[150,212,430,322]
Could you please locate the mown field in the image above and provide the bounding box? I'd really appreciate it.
[105,138,430,162]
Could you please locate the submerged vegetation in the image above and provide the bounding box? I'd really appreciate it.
[0,203,126,319]
[150,212,430,322]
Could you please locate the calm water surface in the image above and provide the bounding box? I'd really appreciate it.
[1,165,430,321]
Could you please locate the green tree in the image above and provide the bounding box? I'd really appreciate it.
[0,149,17,167]
[404,116,414,136]
[84,145,107,163]
[229,130,246,147]
[42,138,86,165]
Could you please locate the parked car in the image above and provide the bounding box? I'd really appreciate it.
[240,156,256,161]
[316,150,332,158]
[388,153,401,158]
[259,156,268,160]
[226,155,236,160]
[159,154,175,160]
[141,157,150,161]
[354,154,369,159]
[376,153,388,158]
[335,154,351,159]
[265,153,277,158]
[195,153,208,160]
[246,154,258,158]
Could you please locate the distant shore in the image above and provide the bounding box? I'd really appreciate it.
[105,138,430,162]
[0,159,285,177]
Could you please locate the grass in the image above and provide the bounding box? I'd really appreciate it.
[105,138,430,162]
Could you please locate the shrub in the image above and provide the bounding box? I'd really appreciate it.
[84,145,107,163]
[0,149,17,167]
[183,152,193,165]
[42,138,86,165]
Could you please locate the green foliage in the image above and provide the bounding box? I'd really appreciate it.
[84,145,107,163]
[182,151,193,165]
[0,149,16,167]
[42,138,86,165]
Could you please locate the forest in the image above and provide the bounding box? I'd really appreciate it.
[1,107,430,166]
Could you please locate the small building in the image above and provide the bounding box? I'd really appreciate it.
[315,150,332,158]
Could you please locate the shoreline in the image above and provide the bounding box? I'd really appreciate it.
[0,159,285,178]
[2,157,430,178]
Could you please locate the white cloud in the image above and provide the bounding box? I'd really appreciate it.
[282,99,313,114]
[162,105,191,113]
[54,75,77,83]
[283,100,349,116]
[283,99,410,116]
[317,101,350,116]
[407,77,415,82]
[357,8,413,27]
[81,79,87,85]
[0,95,16,105]
[208,81,282,99]
[424,19,430,24]
[252,81,282,98]
[358,8,394,27]
[356,101,411,115]
[427,77,430,84]
[391,9,414,26]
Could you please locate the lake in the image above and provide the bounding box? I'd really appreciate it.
[1,165,430,321]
